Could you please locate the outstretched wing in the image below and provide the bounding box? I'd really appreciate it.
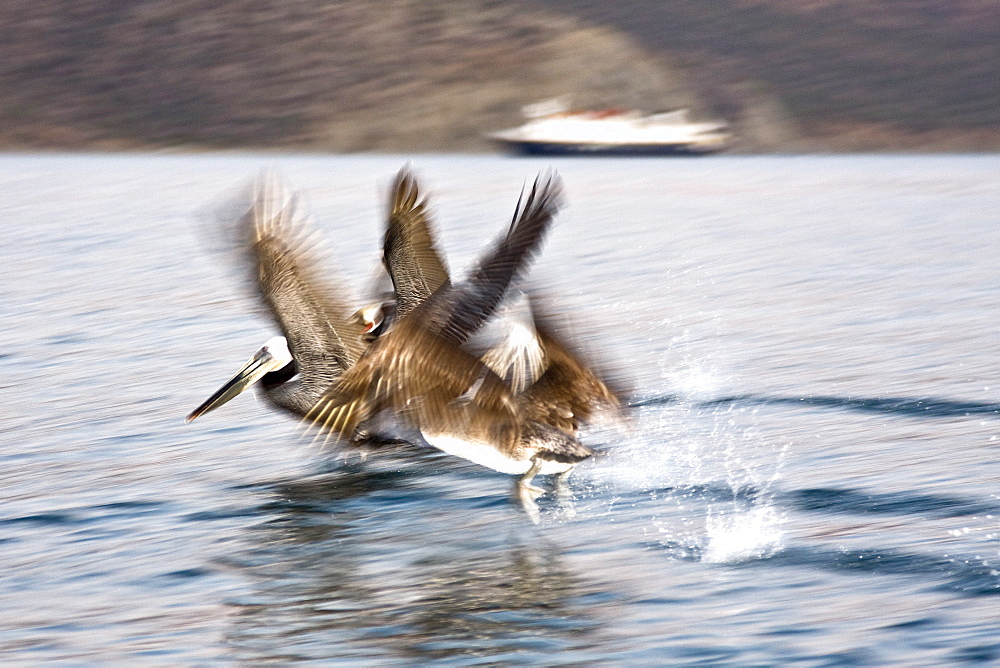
[420,173,564,346]
[382,167,451,318]
[241,172,366,389]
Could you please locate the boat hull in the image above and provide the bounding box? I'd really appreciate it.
[492,139,723,157]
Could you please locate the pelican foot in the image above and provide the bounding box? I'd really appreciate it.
[552,470,573,501]
[514,484,542,524]
[512,458,546,523]
[519,481,546,501]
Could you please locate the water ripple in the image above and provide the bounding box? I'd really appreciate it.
[743,545,1000,598]
[632,393,1000,419]
[782,487,998,519]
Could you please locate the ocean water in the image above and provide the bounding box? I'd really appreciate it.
[1,153,998,664]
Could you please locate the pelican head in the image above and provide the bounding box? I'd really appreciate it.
[353,300,395,342]
[186,336,294,422]
[356,304,384,335]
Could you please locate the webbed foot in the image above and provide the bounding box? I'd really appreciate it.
[519,482,546,501]
[513,458,545,523]
[552,469,574,501]
[514,485,542,524]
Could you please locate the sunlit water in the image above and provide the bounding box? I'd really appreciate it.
[1,153,998,664]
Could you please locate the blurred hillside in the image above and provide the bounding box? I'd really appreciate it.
[0,0,996,152]
[531,0,1000,151]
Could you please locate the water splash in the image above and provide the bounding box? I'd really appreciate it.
[702,505,784,563]
[669,365,727,401]
[568,365,789,564]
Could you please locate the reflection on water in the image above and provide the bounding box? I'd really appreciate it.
[222,465,604,663]
[2,154,999,663]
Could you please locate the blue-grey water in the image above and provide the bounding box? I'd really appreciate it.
[2,153,998,664]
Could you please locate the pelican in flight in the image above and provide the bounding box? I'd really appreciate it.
[187,168,613,505]
[311,172,621,498]
[186,171,564,447]
[186,173,367,423]
[361,171,622,470]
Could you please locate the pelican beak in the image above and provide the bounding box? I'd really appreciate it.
[353,304,384,340]
[186,345,288,422]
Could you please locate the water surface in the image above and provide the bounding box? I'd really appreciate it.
[1,153,998,663]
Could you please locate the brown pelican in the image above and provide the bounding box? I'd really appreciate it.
[185,170,565,455]
[186,173,367,423]
[307,174,620,498]
[361,172,622,446]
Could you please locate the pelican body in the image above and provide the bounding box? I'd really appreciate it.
[187,168,617,506]
[309,171,622,498]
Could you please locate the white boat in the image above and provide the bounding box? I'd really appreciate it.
[488,100,730,156]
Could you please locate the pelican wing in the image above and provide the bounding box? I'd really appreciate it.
[305,318,521,455]
[383,168,451,318]
[477,292,547,395]
[243,174,366,389]
[422,173,564,346]
[519,323,622,434]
